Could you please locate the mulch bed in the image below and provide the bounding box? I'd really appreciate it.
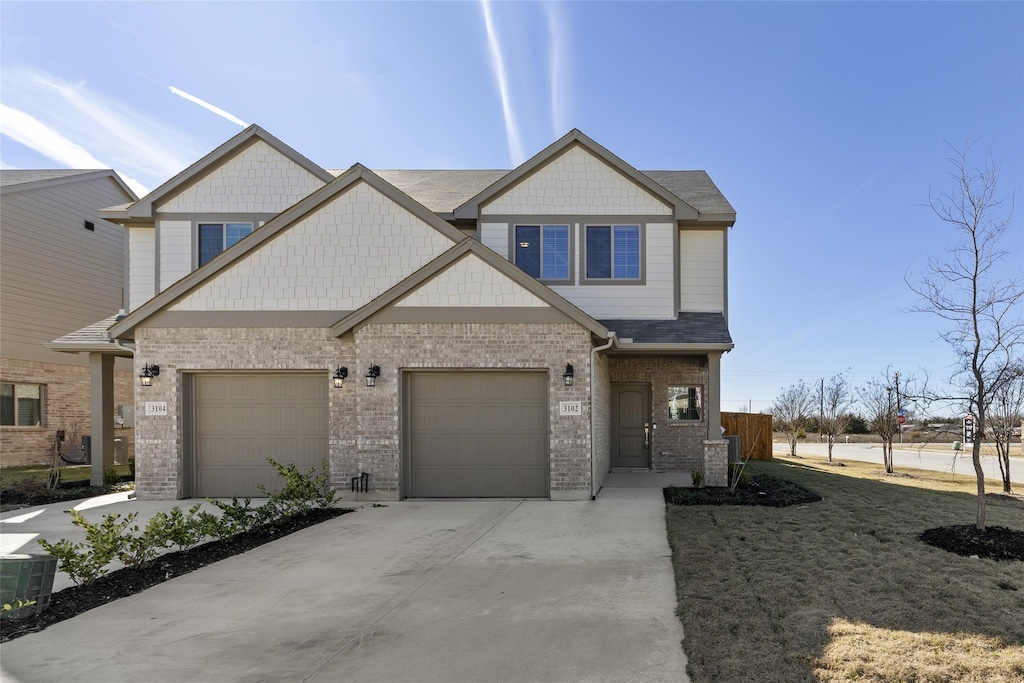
[663,475,823,507]
[0,507,351,642]
[920,525,1024,562]
[1,478,135,512]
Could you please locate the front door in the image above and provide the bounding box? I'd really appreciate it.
[611,383,651,468]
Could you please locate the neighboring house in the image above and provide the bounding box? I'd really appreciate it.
[56,126,736,500]
[1,170,137,467]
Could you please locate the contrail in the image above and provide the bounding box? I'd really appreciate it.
[480,0,524,165]
[169,86,247,128]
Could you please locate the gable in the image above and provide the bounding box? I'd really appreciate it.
[395,253,548,308]
[481,144,672,216]
[156,139,326,214]
[169,180,456,311]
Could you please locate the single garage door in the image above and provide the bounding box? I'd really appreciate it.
[192,373,327,498]
[407,371,548,497]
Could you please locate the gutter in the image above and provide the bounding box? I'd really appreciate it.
[590,332,617,500]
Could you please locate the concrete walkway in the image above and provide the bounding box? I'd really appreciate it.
[1,483,689,683]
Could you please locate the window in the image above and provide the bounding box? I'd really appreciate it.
[585,224,641,280]
[198,222,253,266]
[668,386,702,421]
[514,225,570,281]
[1,383,43,427]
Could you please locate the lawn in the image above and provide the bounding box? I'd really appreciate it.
[666,456,1024,683]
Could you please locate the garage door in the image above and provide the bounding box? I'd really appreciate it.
[192,374,327,498]
[407,372,548,497]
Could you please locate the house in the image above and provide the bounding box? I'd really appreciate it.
[54,126,736,500]
[1,170,137,469]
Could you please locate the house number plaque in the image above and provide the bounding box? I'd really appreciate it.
[559,401,582,416]
[145,402,168,416]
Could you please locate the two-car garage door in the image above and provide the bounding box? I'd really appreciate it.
[406,372,549,498]
[192,374,327,498]
[190,371,549,499]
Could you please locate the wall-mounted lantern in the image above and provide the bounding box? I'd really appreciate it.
[139,364,160,387]
[365,365,381,387]
[562,363,575,386]
[332,366,349,389]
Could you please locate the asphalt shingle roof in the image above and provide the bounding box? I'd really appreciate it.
[324,169,733,218]
[48,314,131,348]
[1,169,106,188]
[598,313,733,345]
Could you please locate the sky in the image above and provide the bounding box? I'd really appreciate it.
[2,1,1022,417]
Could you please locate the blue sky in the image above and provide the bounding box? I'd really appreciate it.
[2,1,1022,416]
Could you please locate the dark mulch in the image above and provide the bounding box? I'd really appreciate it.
[664,475,823,507]
[920,524,1024,562]
[1,477,135,512]
[0,507,351,642]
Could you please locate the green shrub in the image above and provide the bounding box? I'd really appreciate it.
[207,497,261,537]
[259,458,337,520]
[103,465,120,486]
[728,463,753,489]
[691,470,704,489]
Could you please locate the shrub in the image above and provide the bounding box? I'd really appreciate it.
[207,497,261,537]
[103,466,120,486]
[691,470,704,489]
[258,459,338,520]
[728,464,753,490]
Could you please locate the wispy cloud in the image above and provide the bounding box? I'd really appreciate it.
[169,86,247,128]
[480,0,525,165]
[545,2,570,137]
[0,67,205,192]
[0,103,148,195]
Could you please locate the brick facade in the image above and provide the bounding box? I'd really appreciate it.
[0,357,135,467]
[132,323,595,501]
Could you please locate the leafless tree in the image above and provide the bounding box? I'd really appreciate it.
[907,138,1024,530]
[989,363,1024,494]
[771,381,815,457]
[860,372,901,474]
[817,374,855,462]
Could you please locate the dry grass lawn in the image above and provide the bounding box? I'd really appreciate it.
[666,456,1024,683]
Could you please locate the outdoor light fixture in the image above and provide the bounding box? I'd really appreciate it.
[365,365,381,387]
[562,363,575,386]
[139,364,160,387]
[332,366,349,388]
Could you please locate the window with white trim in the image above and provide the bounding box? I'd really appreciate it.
[1,383,43,427]
[514,224,570,281]
[198,222,253,266]
[585,224,641,280]
[668,386,702,421]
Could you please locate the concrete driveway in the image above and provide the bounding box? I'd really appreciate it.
[1,483,689,683]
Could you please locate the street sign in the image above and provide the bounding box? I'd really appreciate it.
[963,415,975,442]
[897,414,906,425]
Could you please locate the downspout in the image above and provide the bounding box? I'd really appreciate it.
[591,331,617,500]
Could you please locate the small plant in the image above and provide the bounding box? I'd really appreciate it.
[103,465,120,486]
[148,503,216,552]
[691,470,705,489]
[1,599,37,618]
[207,497,261,537]
[258,459,338,520]
[728,464,753,490]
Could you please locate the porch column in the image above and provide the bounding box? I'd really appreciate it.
[89,352,115,486]
[707,352,723,438]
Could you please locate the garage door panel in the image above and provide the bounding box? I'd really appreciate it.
[408,372,548,498]
[193,374,327,498]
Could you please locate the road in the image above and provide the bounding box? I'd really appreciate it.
[773,441,1024,486]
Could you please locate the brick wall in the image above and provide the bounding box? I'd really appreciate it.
[354,322,594,500]
[609,355,709,473]
[0,357,135,467]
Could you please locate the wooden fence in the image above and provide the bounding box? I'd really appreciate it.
[721,412,773,461]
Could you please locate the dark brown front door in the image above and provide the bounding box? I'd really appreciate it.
[611,383,651,468]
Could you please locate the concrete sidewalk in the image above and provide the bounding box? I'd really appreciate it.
[1,486,689,683]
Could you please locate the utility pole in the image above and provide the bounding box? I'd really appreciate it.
[820,377,825,442]
[895,372,902,447]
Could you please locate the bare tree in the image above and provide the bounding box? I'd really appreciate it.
[771,381,815,457]
[817,374,855,462]
[860,372,901,474]
[908,138,1024,530]
[989,363,1024,494]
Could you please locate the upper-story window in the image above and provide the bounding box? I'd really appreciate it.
[514,224,570,282]
[1,383,43,427]
[584,224,641,281]
[198,222,253,267]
